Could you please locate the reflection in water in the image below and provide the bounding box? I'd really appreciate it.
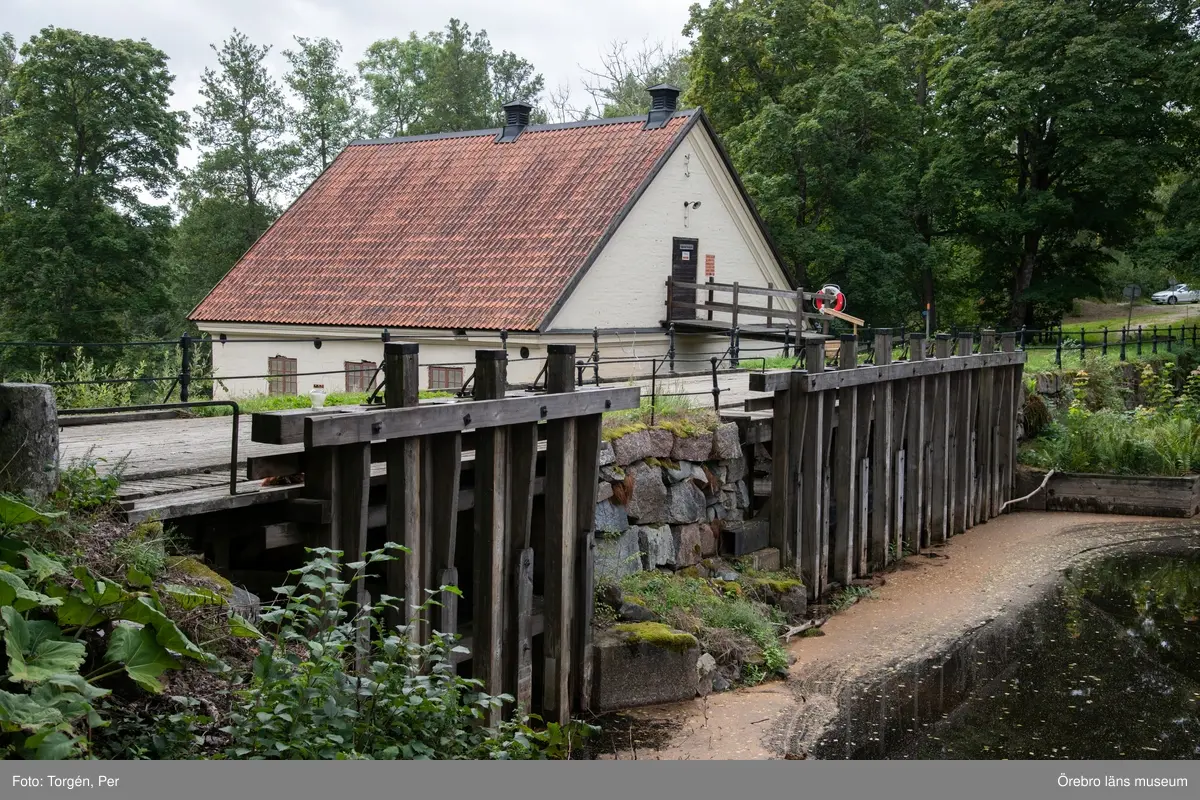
[813,546,1200,759]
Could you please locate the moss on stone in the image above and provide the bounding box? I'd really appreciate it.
[612,622,698,653]
[714,579,743,597]
[753,577,805,593]
[167,556,233,597]
[602,421,648,442]
[131,520,164,541]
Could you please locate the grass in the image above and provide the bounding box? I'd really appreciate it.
[829,584,875,611]
[617,570,789,685]
[601,388,718,441]
[190,390,454,416]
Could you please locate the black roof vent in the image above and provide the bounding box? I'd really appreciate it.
[645,84,681,129]
[496,99,533,143]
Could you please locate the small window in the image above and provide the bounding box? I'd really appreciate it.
[267,356,297,395]
[344,360,378,393]
[428,366,464,391]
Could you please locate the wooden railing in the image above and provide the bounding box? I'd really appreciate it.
[257,344,638,725]
[748,330,1025,599]
[666,277,838,331]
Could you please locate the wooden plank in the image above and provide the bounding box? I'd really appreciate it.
[870,332,893,569]
[427,431,463,645]
[307,387,639,447]
[251,407,355,445]
[832,337,858,589]
[670,299,825,324]
[953,332,974,533]
[1000,333,1019,510]
[769,379,792,563]
[800,341,826,600]
[748,350,1026,393]
[505,420,538,711]
[383,343,423,636]
[930,336,952,544]
[574,412,603,713]
[264,522,303,550]
[471,350,509,726]
[670,280,830,302]
[904,335,926,553]
[514,549,534,713]
[543,346,578,725]
[854,377,873,577]
[332,440,371,630]
[786,374,807,575]
[977,331,996,522]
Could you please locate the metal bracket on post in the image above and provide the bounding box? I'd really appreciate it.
[179,332,193,404]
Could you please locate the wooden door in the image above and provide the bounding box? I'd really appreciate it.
[670,237,698,320]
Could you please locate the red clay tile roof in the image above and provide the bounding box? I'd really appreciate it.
[190,113,696,331]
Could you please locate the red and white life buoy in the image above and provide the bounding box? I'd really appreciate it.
[814,284,846,313]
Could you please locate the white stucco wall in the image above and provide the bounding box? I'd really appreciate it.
[546,122,796,332]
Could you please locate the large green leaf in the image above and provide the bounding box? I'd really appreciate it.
[117,596,207,661]
[163,583,226,610]
[53,592,105,628]
[227,613,263,639]
[105,625,181,693]
[0,689,63,731]
[0,495,63,527]
[2,606,86,684]
[22,548,66,582]
[0,570,62,612]
[74,566,129,607]
[26,729,79,759]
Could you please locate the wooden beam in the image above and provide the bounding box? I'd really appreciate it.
[331,440,370,609]
[800,340,826,599]
[930,336,952,544]
[471,350,509,726]
[506,420,538,712]
[748,350,1026,393]
[904,335,926,553]
[818,306,866,327]
[383,343,422,637]
[870,331,893,569]
[854,376,873,578]
[251,407,354,445]
[305,387,639,447]
[832,336,858,589]
[426,431,463,647]
[574,412,603,713]
[543,346,578,725]
[768,373,792,562]
[977,331,996,523]
[954,332,974,533]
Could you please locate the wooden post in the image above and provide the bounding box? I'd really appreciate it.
[506,419,538,712]
[957,333,977,530]
[426,431,462,649]
[930,335,951,544]
[800,339,826,599]
[766,281,774,327]
[855,377,873,578]
[543,345,578,724]
[832,335,858,589]
[870,331,893,568]
[951,332,971,534]
[384,343,422,637]
[330,438,370,669]
[794,286,805,339]
[731,281,741,334]
[977,331,996,522]
[472,350,509,725]
[998,333,1018,512]
[574,411,603,713]
[769,375,793,564]
[903,334,926,553]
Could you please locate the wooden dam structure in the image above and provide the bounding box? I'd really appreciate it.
[52,327,1026,722]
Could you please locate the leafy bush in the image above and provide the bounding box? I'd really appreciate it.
[0,496,214,759]
[223,544,592,759]
[53,452,124,512]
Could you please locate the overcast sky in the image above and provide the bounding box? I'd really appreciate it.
[9,0,698,169]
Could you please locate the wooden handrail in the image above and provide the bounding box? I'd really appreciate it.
[670,280,835,303]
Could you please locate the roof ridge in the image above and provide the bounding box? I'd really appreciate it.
[349,108,697,147]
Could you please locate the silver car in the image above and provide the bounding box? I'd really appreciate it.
[1151,284,1199,304]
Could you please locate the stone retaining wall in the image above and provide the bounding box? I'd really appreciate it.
[593,421,752,581]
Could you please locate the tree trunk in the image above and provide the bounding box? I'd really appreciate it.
[1011,232,1040,327]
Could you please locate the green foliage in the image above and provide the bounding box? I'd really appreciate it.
[223,543,593,759]
[0,27,184,357]
[358,19,544,138]
[829,585,875,612]
[578,39,689,119]
[283,36,362,180]
[53,452,123,511]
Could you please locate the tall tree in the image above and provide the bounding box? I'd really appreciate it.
[359,19,544,137]
[190,30,295,231]
[933,0,1196,326]
[0,32,18,213]
[0,27,184,352]
[283,36,361,179]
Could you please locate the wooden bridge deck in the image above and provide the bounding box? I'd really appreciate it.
[58,370,771,522]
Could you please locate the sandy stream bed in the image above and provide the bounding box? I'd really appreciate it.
[589,511,1200,760]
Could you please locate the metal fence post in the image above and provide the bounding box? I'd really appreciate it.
[667,323,676,373]
[179,332,193,403]
[592,327,600,386]
[731,326,740,366]
[1120,327,1127,361]
[1079,326,1086,361]
[500,329,508,353]
[710,357,721,412]
[650,359,657,426]
[1153,324,1158,355]
[1137,325,1143,357]
[783,325,791,358]
[1055,326,1062,367]
[1102,326,1107,357]
[1019,325,1027,351]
